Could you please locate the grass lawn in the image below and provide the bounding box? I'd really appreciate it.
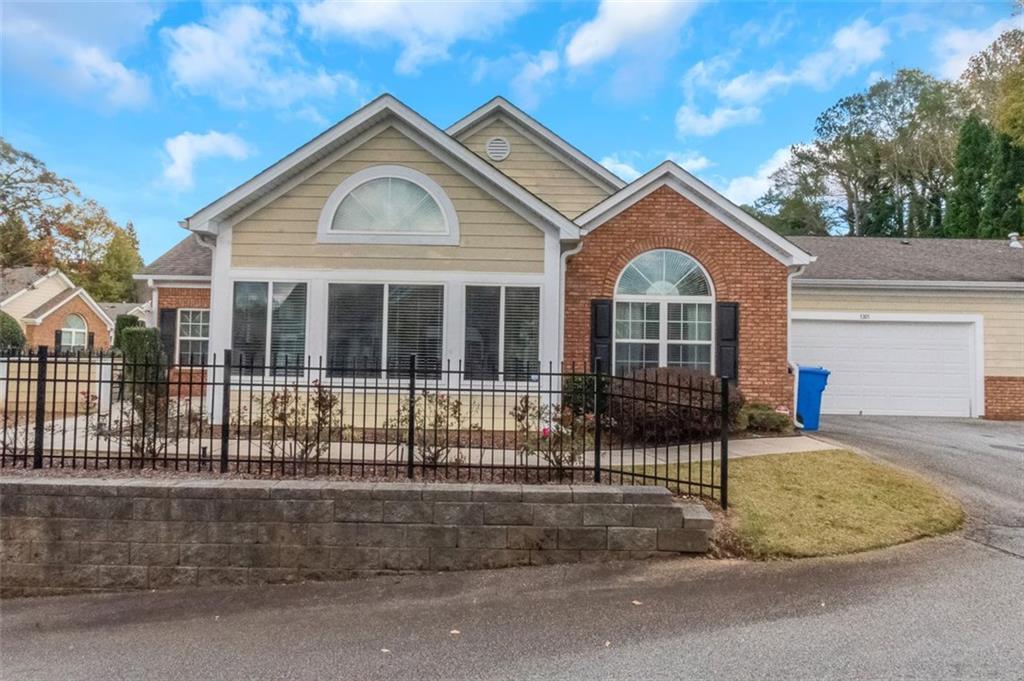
[634,449,963,559]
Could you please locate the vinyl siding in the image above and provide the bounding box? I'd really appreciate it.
[230,126,546,273]
[792,286,1024,377]
[1,275,70,329]
[457,118,611,219]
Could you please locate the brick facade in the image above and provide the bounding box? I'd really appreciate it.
[984,376,1024,421]
[564,186,794,409]
[157,286,210,310]
[24,295,111,350]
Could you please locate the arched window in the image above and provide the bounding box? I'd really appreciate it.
[317,165,459,245]
[613,249,714,375]
[61,314,88,350]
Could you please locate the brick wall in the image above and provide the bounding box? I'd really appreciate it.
[158,286,210,310]
[0,478,712,597]
[984,376,1024,421]
[565,186,794,409]
[24,296,111,350]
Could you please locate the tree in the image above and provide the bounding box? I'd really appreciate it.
[0,213,34,269]
[994,62,1024,147]
[89,223,144,302]
[745,188,835,236]
[943,114,994,237]
[960,29,1024,120]
[0,311,25,352]
[982,133,1024,237]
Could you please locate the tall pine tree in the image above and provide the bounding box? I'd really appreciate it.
[982,133,1024,237]
[943,114,993,237]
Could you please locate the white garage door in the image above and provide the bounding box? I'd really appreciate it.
[791,314,982,418]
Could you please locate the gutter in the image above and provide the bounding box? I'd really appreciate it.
[788,265,807,429]
[794,278,1024,292]
[558,239,585,368]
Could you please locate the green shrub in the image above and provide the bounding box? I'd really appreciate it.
[607,367,744,445]
[113,314,143,349]
[561,374,609,415]
[119,326,166,386]
[736,403,794,434]
[0,311,25,352]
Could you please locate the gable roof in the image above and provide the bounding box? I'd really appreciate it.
[575,161,814,267]
[182,94,581,241]
[136,235,212,280]
[0,266,48,302]
[447,96,625,194]
[100,301,149,319]
[22,287,114,329]
[791,236,1024,286]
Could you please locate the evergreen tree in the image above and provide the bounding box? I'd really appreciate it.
[943,114,993,237]
[982,133,1024,237]
[0,213,34,269]
[89,223,144,302]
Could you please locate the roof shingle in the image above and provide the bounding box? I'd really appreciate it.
[139,236,212,278]
[0,266,49,301]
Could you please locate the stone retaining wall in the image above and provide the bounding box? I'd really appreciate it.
[0,478,713,597]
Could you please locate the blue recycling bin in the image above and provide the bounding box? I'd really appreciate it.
[796,366,830,431]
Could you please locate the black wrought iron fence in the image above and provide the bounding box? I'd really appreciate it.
[1,347,730,506]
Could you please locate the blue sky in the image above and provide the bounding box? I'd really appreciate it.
[3,1,1020,261]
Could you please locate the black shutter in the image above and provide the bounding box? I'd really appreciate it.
[590,299,613,373]
[716,302,739,382]
[158,308,177,365]
[87,332,95,351]
[54,330,62,353]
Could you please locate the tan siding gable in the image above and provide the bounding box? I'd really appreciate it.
[457,117,611,218]
[792,287,1024,377]
[230,126,545,273]
[0,275,70,328]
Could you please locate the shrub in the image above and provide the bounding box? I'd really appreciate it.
[0,311,25,352]
[607,367,744,445]
[386,392,481,466]
[735,403,794,434]
[561,374,609,415]
[113,314,143,349]
[510,396,594,478]
[255,380,346,461]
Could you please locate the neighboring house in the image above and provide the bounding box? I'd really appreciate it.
[135,94,812,415]
[791,237,1024,420]
[0,267,114,351]
[99,301,151,324]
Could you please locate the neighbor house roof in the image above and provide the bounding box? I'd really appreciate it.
[22,287,114,329]
[136,235,212,280]
[791,236,1024,286]
[575,161,814,268]
[0,266,50,303]
[100,301,149,319]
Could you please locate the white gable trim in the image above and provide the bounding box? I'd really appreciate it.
[182,95,580,242]
[447,97,625,193]
[575,161,814,267]
[23,288,115,330]
[0,269,73,308]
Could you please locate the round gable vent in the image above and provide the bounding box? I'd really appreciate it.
[485,137,510,162]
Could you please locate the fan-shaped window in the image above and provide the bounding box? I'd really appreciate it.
[615,249,710,297]
[613,250,714,376]
[61,314,88,350]
[317,165,459,245]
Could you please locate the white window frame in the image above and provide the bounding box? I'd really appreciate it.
[612,251,716,375]
[323,280,449,381]
[316,165,461,246]
[60,314,88,350]
[175,308,210,366]
[463,284,541,382]
[231,280,310,377]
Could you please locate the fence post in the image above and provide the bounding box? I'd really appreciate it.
[219,349,232,474]
[592,357,603,483]
[720,378,729,509]
[407,353,416,479]
[32,346,48,469]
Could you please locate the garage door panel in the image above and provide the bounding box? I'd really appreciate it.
[792,318,977,418]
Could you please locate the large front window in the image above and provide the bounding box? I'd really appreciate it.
[232,282,308,375]
[177,309,210,365]
[464,285,540,381]
[613,250,713,375]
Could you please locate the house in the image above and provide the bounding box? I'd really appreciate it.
[133,93,1023,421]
[0,267,114,350]
[99,301,151,324]
[790,236,1023,420]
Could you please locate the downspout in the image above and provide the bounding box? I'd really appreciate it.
[558,238,585,369]
[787,264,807,428]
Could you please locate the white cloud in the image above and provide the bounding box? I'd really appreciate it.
[298,0,531,74]
[511,50,559,109]
[163,5,360,110]
[600,156,643,182]
[668,151,712,173]
[162,131,252,189]
[675,104,760,137]
[565,0,702,69]
[601,150,713,182]
[719,148,791,206]
[681,56,732,101]
[718,19,890,104]
[932,17,1021,80]
[2,2,157,109]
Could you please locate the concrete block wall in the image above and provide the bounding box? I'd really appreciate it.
[0,478,713,597]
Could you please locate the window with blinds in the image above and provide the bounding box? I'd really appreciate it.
[386,285,444,377]
[464,285,539,381]
[231,282,307,375]
[327,283,384,376]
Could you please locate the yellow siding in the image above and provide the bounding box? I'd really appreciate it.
[1,275,69,328]
[230,126,545,273]
[792,287,1024,377]
[457,118,611,218]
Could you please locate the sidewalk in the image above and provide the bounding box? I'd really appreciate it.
[729,434,831,459]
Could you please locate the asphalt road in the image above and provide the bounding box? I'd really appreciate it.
[2,536,1022,681]
[815,415,1024,556]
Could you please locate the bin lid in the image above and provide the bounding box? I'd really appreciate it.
[798,365,831,377]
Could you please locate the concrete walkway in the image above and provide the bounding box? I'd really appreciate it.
[729,434,830,458]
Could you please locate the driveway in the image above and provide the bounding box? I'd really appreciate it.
[815,415,1024,557]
